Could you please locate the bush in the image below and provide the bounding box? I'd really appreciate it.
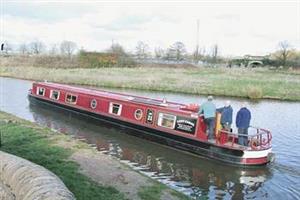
[247,86,263,99]
[78,50,137,68]
[79,51,117,68]
[115,55,137,67]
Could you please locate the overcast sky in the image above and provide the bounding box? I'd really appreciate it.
[1,0,299,56]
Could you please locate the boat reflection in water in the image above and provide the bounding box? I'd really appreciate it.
[29,103,272,199]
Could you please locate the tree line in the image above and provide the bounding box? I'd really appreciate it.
[1,39,299,68]
[0,40,221,61]
[2,40,77,58]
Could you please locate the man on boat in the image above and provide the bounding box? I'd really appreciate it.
[198,96,216,140]
[217,100,233,131]
[236,102,251,146]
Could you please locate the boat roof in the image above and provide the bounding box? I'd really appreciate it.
[35,82,193,112]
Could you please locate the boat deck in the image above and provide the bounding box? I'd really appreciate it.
[208,139,248,150]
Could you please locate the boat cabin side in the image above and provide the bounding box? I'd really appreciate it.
[30,82,209,141]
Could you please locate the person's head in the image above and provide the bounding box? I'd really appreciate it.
[207,96,213,101]
[225,100,231,107]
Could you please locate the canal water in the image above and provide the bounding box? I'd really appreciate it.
[1,77,300,199]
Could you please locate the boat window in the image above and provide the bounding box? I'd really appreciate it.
[37,87,45,96]
[90,99,97,109]
[109,103,122,116]
[134,109,143,120]
[65,93,77,104]
[157,113,176,129]
[50,90,60,100]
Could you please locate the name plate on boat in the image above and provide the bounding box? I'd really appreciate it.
[175,116,197,134]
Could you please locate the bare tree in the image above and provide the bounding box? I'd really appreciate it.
[60,40,77,57]
[107,42,126,56]
[135,41,149,59]
[194,46,206,61]
[107,42,136,67]
[199,46,206,57]
[193,46,200,62]
[277,41,291,66]
[49,43,59,55]
[30,40,45,54]
[154,47,164,59]
[168,41,186,61]
[19,43,28,54]
[164,49,172,61]
[211,44,219,63]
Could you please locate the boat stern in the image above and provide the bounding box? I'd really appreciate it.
[241,147,274,165]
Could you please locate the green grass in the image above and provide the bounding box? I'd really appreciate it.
[1,66,299,101]
[170,190,197,200]
[138,183,192,200]
[138,184,167,200]
[0,115,125,200]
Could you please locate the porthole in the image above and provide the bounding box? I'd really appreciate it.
[134,109,143,120]
[90,99,97,109]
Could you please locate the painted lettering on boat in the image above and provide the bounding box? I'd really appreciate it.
[175,116,197,134]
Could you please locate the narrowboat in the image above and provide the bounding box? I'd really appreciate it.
[28,82,274,166]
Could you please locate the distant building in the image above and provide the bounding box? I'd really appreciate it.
[243,55,269,61]
[243,55,270,67]
[230,54,270,68]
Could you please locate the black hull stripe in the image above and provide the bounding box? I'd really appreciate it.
[28,95,262,166]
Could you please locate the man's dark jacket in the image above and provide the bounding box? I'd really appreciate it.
[217,106,233,125]
[236,107,251,128]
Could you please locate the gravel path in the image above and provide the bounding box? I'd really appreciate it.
[71,149,152,200]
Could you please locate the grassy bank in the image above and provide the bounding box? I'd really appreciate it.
[0,111,190,200]
[1,66,299,101]
[0,112,125,200]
